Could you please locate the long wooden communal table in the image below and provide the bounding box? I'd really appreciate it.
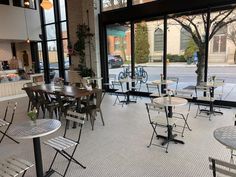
[30,84,98,99]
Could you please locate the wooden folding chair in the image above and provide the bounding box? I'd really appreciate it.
[0,101,19,144]
[44,111,86,177]
[0,156,34,177]
[209,157,236,177]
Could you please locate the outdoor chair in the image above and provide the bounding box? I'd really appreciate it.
[195,84,215,120]
[172,90,193,137]
[87,89,105,130]
[0,156,34,177]
[44,111,86,177]
[102,74,118,99]
[209,157,236,177]
[111,80,128,106]
[145,103,176,153]
[0,101,19,144]
[167,76,179,91]
[146,82,160,94]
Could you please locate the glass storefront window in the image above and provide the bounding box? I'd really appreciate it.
[134,20,163,92]
[59,0,66,21]
[102,0,127,11]
[44,1,55,24]
[133,0,155,5]
[47,41,59,70]
[208,9,236,102]
[46,24,56,40]
[62,39,69,69]
[37,42,44,70]
[106,23,131,86]
[61,22,68,39]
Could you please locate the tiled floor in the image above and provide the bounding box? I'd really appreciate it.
[0,95,235,177]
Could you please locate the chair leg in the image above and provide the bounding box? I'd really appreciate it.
[147,124,157,148]
[0,126,19,144]
[47,151,59,173]
[27,101,31,112]
[99,109,105,126]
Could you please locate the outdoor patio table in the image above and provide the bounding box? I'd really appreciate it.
[199,81,224,115]
[8,119,61,177]
[214,126,236,150]
[153,97,188,145]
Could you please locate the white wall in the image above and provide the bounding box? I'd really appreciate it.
[0,1,41,41]
[0,42,12,61]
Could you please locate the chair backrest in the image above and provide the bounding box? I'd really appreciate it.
[94,89,103,108]
[23,82,37,88]
[174,90,193,111]
[64,110,85,142]
[3,101,17,123]
[146,83,160,93]
[167,76,179,90]
[24,87,37,101]
[112,80,124,91]
[209,157,236,177]
[195,84,210,98]
[145,103,170,126]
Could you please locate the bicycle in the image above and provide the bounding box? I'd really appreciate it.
[135,65,148,83]
[118,65,132,80]
[118,65,148,83]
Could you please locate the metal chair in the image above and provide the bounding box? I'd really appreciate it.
[0,101,19,144]
[195,84,215,120]
[0,156,34,177]
[111,80,128,106]
[145,103,176,153]
[167,76,179,91]
[172,90,193,137]
[87,89,105,130]
[44,111,86,177]
[23,83,37,112]
[209,157,236,177]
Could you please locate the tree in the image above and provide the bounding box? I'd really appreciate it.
[103,0,126,10]
[135,22,150,64]
[227,23,236,64]
[174,9,236,84]
[184,39,198,60]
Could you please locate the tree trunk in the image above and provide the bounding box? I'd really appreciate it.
[195,49,205,85]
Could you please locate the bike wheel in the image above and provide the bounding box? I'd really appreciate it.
[118,72,126,80]
[142,71,148,83]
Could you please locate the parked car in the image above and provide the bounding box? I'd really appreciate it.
[108,55,123,69]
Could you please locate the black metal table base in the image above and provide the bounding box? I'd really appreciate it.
[156,134,184,145]
[156,125,184,145]
[200,109,224,115]
[33,138,55,177]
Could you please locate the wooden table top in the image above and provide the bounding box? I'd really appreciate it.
[25,84,98,99]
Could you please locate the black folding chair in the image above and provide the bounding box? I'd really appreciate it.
[0,101,19,144]
[44,110,86,177]
[145,103,175,153]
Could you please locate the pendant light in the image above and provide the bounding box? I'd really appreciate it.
[24,8,30,43]
[40,0,53,10]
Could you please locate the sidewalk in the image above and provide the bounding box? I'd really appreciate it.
[128,62,236,67]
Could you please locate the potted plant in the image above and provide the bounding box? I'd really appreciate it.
[27,107,38,125]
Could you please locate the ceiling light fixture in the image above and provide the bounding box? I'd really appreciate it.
[40,0,53,10]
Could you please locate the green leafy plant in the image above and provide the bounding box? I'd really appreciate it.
[27,108,37,122]
[73,24,94,77]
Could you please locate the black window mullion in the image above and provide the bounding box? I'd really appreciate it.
[54,0,65,79]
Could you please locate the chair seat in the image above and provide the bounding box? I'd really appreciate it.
[152,116,176,127]
[0,156,34,177]
[0,119,9,127]
[44,136,77,151]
